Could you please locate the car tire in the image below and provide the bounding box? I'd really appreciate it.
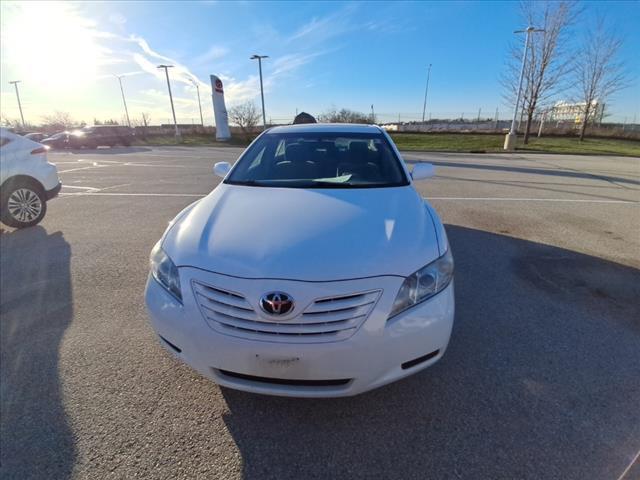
[0,178,47,228]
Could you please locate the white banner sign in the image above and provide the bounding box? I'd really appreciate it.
[210,74,231,141]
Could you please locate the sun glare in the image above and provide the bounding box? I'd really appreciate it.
[2,2,102,91]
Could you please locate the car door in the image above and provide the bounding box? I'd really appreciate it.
[0,130,18,185]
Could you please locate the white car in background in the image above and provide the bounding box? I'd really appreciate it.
[0,128,61,228]
[145,124,454,397]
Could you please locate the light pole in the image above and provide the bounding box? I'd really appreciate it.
[250,54,268,129]
[157,64,180,138]
[9,80,25,128]
[191,79,204,126]
[504,26,544,151]
[421,64,432,123]
[114,74,131,128]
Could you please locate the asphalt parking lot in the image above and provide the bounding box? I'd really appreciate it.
[1,146,639,480]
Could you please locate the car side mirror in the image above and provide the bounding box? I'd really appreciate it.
[213,162,231,178]
[411,163,435,181]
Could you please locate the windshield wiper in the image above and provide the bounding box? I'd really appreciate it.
[226,179,386,188]
[224,179,265,186]
[308,181,357,188]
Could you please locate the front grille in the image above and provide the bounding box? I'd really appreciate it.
[192,280,381,343]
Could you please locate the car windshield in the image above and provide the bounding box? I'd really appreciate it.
[225,131,409,188]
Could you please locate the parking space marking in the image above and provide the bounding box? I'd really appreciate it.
[426,196,638,204]
[62,185,101,191]
[122,162,200,168]
[59,192,204,197]
[57,165,112,173]
[56,161,202,170]
[616,448,640,480]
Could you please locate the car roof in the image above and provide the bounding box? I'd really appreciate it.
[0,127,43,147]
[266,123,383,135]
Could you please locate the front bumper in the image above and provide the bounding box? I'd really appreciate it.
[45,182,62,200]
[145,267,455,397]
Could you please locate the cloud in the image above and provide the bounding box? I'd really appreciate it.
[287,4,358,44]
[108,12,127,26]
[124,35,209,90]
[270,52,323,77]
[0,1,358,122]
[195,45,229,65]
[218,74,260,105]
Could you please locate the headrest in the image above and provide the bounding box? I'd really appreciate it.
[286,143,310,163]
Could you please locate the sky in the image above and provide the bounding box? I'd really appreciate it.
[0,0,638,127]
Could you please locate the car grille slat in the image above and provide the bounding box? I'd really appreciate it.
[199,297,259,321]
[205,310,365,334]
[301,303,374,323]
[304,291,380,313]
[193,283,252,310]
[192,280,381,344]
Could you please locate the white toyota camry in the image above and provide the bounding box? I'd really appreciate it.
[145,124,454,397]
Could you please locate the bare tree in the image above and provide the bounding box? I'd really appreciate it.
[140,112,151,128]
[228,101,260,137]
[131,113,151,127]
[574,17,630,141]
[318,108,372,124]
[40,111,77,131]
[502,1,578,143]
[0,116,24,130]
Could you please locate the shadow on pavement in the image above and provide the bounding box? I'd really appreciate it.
[0,227,75,479]
[221,225,640,480]
[404,158,640,187]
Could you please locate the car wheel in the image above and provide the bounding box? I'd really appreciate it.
[0,180,47,228]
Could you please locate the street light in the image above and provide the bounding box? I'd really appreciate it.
[191,79,204,126]
[504,26,545,151]
[157,64,180,138]
[250,54,269,129]
[9,80,25,128]
[421,64,432,123]
[114,74,131,128]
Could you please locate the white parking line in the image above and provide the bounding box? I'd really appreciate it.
[122,162,198,168]
[59,192,204,197]
[62,185,101,191]
[425,197,638,204]
[616,448,640,480]
[56,161,200,171]
[57,165,111,173]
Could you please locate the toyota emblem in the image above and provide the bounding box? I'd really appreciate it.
[260,292,294,316]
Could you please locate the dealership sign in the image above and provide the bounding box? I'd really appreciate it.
[210,74,231,141]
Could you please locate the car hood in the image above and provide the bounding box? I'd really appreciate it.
[163,184,440,281]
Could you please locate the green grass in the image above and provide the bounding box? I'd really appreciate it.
[133,134,252,147]
[133,132,640,157]
[391,133,640,157]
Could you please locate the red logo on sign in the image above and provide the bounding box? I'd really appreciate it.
[215,79,223,93]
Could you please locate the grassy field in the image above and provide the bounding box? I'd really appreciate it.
[135,132,640,157]
[391,133,640,156]
[134,133,250,147]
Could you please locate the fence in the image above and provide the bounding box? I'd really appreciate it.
[4,112,638,140]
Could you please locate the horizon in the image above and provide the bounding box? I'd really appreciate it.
[1,0,639,127]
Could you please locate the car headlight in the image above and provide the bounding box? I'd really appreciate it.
[150,242,182,303]
[389,249,454,318]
